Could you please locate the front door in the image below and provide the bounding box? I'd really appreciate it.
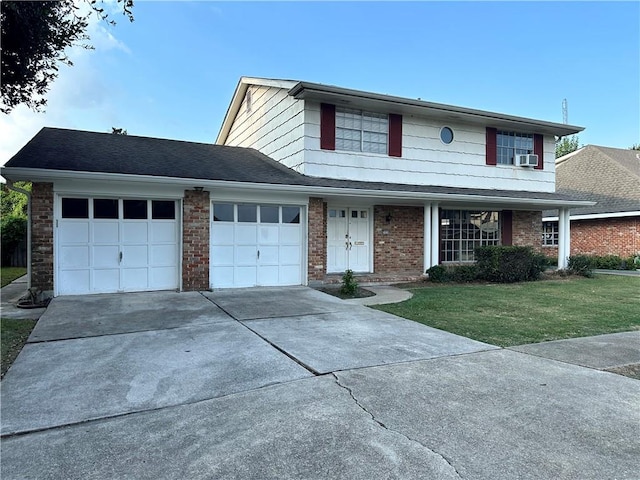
[327,207,370,273]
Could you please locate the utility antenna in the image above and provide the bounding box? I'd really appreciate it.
[562,98,568,124]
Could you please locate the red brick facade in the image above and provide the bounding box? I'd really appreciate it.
[30,182,55,292]
[512,210,543,253]
[545,216,639,258]
[373,205,424,274]
[307,197,327,281]
[182,190,210,291]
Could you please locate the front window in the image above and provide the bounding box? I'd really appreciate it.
[440,210,501,262]
[497,131,534,165]
[336,108,388,154]
[542,221,559,246]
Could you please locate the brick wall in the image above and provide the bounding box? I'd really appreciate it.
[373,205,424,274]
[571,217,638,257]
[182,190,210,291]
[512,210,543,253]
[31,182,54,292]
[308,197,327,281]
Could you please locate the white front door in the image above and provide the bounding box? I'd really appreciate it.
[57,198,179,295]
[327,207,371,273]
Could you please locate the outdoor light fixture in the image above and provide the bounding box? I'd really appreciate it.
[386,212,393,223]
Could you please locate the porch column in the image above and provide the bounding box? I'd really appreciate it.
[423,203,432,273]
[430,203,440,268]
[558,207,571,269]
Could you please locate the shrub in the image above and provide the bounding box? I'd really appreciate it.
[340,269,358,296]
[425,265,448,282]
[426,264,479,283]
[475,246,546,283]
[567,255,594,277]
[1,215,27,266]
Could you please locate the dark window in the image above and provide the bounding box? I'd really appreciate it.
[282,206,300,224]
[260,205,279,223]
[123,200,148,219]
[93,199,118,219]
[440,127,454,144]
[213,204,234,222]
[62,198,89,219]
[152,201,175,220]
[237,205,257,223]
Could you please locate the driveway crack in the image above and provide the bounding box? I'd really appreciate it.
[332,373,464,479]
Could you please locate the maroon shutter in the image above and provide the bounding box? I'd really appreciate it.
[501,210,513,246]
[388,114,402,157]
[486,127,497,165]
[320,103,336,150]
[533,134,544,170]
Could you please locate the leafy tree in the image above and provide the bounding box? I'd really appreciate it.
[555,135,580,158]
[1,182,31,218]
[111,127,128,135]
[629,144,640,150]
[1,0,133,114]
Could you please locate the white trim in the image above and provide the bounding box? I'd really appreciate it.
[430,203,439,269]
[2,167,596,209]
[543,211,640,222]
[423,203,432,273]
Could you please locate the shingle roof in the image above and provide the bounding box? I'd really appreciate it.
[547,145,640,216]
[3,127,589,206]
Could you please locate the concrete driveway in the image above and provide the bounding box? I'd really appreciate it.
[1,287,639,479]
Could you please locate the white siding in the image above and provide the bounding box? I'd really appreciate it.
[225,86,306,172]
[302,101,557,193]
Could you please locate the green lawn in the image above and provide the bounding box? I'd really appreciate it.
[374,275,640,347]
[1,267,26,288]
[1,318,36,378]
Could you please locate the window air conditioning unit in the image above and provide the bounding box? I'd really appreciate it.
[515,154,539,167]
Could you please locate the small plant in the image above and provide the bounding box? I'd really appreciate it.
[426,265,448,282]
[567,255,594,277]
[340,269,359,296]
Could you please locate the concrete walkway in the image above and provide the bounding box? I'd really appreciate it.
[0,275,46,320]
[1,286,639,479]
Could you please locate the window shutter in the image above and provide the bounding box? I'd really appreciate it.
[534,134,544,170]
[501,210,513,246]
[486,127,497,165]
[320,103,336,150]
[388,114,402,157]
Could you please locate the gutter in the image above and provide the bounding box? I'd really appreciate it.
[1,166,596,209]
[4,180,31,289]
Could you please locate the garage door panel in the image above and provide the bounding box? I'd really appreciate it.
[122,268,148,290]
[280,226,301,243]
[211,246,234,266]
[258,226,279,244]
[60,222,89,244]
[93,245,119,268]
[236,246,257,265]
[123,245,148,267]
[93,222,119,243]
[260,245,279,264]
[236,225,257,243]
[150,244,177,267]
[122,222,148,243]
[211,224,234,245]
[280,245,301,265]
[60,270,91,295]
[235,266,257,287]
[92,269,119,292]
[149,267,177,289]
[150,222,176,243]
[280,265,301,285]
[258,266,279,285]
[61,246,90,268]
[211,266,234,287]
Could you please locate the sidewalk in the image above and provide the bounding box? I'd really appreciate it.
[0,275,47,320]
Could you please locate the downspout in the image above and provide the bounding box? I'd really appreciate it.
[5,180,31,288]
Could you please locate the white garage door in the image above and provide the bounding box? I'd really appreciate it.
[210,203,303,288]
[57,197,179,295]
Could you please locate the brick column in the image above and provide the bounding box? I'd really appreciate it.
[31,183,54,293]
[373,205,424,273]
[307,197,327,282]
[182,190,210,291]
[512,210,543,253]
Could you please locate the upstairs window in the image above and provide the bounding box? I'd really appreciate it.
[497,131,534,165]
[335,108,389,154]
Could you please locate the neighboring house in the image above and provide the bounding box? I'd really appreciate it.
[1,77,592,297]
[542,145,640,259]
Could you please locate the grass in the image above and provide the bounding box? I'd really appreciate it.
[374,275,640,347]
[1,267,26,288]
[1,318,36,378]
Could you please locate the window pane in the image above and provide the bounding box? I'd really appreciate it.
[329,209,337,218]
[282,206,300,224]
[62,198,89,219]
[152,200,175,220]
[260,205,279,223]
[123,200,148,219]
[213,204,234,222]
[93,199,118,219]
[237,204,257,223]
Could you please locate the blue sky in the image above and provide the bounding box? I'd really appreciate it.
[1,1,639,165]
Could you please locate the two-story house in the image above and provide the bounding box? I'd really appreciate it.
[1,77,592,296]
